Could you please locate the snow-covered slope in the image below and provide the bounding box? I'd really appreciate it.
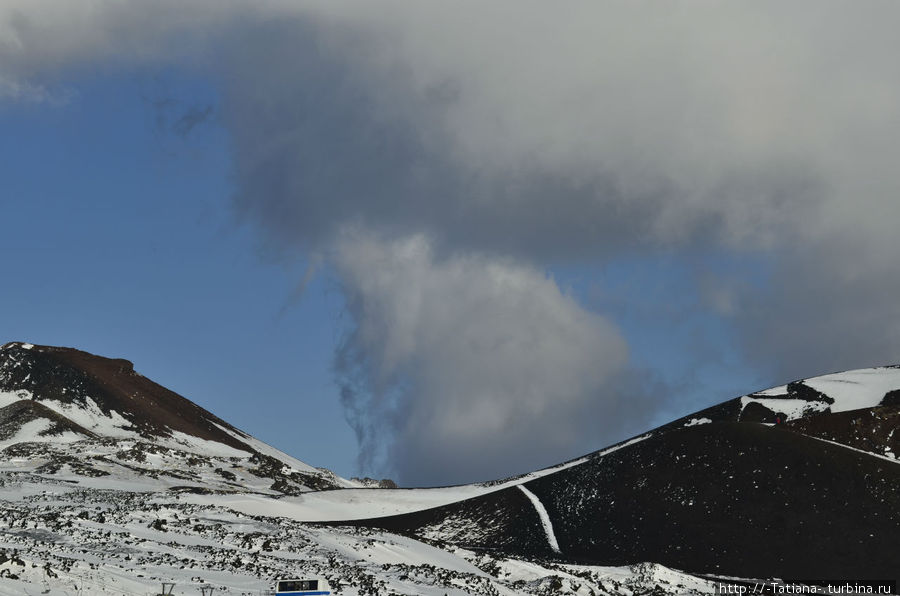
[172,368,900,526]
[0,341,357,493]
[0,341,720,594]
[2,341,899,594]
[737,366,900,421]
[329,366,900,584]
[0,473,717,595]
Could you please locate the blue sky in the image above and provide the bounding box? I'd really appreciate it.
[1,67,756,480]
[0,70,359,473]
[3,2,900,486]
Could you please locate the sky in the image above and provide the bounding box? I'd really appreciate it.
[3,1,900,487]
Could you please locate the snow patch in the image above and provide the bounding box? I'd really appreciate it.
[743,367,900,421]
[0,418,83,449]
[210,422,332,478]
[517,485,561,554]
[0,390,28,409]
[178,434,655,523]
[0,418,51,447]
[591,433,652,458]
[804,367,900,413]
[753,384,788,397]
[805,434,900,466]
[158,430,250,458]
[740,396,830,421]
[35,396,135,439]
[684,417,712,427]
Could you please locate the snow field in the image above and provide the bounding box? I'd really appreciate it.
[0,475,714,595]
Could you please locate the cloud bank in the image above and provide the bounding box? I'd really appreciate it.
[5,1,900,483]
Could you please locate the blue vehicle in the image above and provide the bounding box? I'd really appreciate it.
[274,578,332,595]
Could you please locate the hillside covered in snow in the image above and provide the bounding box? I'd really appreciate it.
[0,342,898,594]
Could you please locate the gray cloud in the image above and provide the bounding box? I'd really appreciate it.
[8,2,900,264]
[332,230,658,485]
[7,3,900,247]
[737,239,900,383]
[214,3,900,437]
[6,1,900,483]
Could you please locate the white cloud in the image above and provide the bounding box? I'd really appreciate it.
[0,75,59,103]
[333,230,639,485]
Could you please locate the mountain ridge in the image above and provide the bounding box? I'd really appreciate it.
[327,369,900,583]
[0,341,898,594]
[0,341,356,493]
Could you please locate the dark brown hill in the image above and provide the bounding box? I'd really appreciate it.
[334,364,900,586]
[341,421,900,581]
[0,341,349,492]
[0,341,250,451]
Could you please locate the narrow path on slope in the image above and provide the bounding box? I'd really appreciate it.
[803,433,900,465]
[517,485,561,554]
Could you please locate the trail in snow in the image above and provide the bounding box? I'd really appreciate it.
[182,435,656,523]
[517,485,561,554]
[802,433,900,465]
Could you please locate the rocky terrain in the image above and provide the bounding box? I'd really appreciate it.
[0,341,898,594]
[347,371,900,581]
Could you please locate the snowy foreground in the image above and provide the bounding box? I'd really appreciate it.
[0,475,716,596]
[0,407,710,595]
[4,343,896,595]
[0,339,718,595]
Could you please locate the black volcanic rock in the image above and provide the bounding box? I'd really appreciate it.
[352,422,900,582]
[527,422,900,580]
[786,381,835,404]
[3,341,898,585]
[658,379,841,432]
[736,400,786,423]
[882,389,900,407]
[785,405,900,459]
[339,364,900,585]
[330,485,554,558]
